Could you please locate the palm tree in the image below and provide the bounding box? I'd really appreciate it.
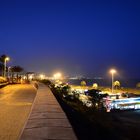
[0,63,3,76]
[0,54,7,76]
[113,80,121,89]
[136,82,140,88]
[0,54,7,62]
[92,83,98,89]
[81,80,86,86]
[10,66,24,83]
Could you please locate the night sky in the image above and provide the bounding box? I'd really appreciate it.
[0,0,140,78]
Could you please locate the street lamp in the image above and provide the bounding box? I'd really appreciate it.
[110,69,116,94]
[4,57,10,77]
[8,66,11,78]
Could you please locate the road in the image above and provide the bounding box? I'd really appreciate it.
[109,110,140,140]
[0,84,37,140]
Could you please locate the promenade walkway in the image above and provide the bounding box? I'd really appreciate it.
[20,83,77,140]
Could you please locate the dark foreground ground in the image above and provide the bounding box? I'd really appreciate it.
[53,92,140,140]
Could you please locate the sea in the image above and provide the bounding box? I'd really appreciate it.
[62,78,140,88]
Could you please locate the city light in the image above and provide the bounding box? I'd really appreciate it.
[40,74,45,80]
[53,72,62,80]
[23,76,26,80]
[29,75,33,80]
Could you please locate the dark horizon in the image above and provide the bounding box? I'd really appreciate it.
[1,0,140,78]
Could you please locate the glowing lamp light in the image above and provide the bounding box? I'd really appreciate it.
[23,76,26,80]
[5,57,10,61]
[53,72,62,80]
[110,69,116,74]
[40,74,45,80]
[29,75,33,80]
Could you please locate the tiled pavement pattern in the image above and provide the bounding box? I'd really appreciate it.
[20,83,77,140]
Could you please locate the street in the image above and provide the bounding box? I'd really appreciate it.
[108,110,140,140]
[0,84,37,140]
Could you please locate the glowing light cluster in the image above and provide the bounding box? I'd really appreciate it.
[40,74,45,80]
[110,69,116,74]
[105,97,140,110]
[53,72,62,80]
[5,57,10,61]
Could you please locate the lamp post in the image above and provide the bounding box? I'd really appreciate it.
[110,69,116,94]
[8,67,11,78]
[4,57,10,78]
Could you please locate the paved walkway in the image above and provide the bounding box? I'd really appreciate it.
[20,83,77,140]
[0,84,37,140]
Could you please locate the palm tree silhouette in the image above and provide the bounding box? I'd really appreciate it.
[0,54,7,76]
[10,66,24,83]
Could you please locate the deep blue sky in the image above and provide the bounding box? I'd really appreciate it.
[0,0,140,78]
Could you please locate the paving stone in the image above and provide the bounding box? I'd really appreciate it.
[29,112,67,119]
[21,127,77,140]
[32,107,63,113]
[25,118,71,128]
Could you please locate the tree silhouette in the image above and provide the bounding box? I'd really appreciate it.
[92,83,98,89]
[0,54,7,63]
[11,66,24,83]
[136,82,140,88]
[113,81,121,89]
[81,80,86,86]
[0,54,7,76]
